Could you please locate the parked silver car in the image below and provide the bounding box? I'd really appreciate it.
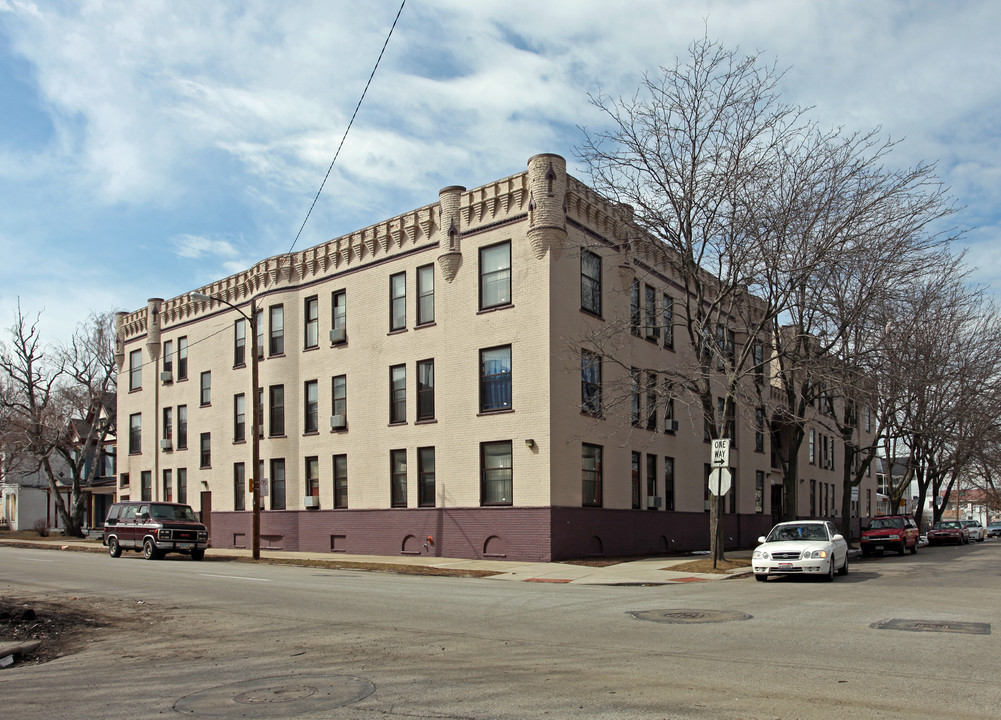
[959,519,986,542]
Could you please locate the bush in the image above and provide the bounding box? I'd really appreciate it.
[32,519,49,537]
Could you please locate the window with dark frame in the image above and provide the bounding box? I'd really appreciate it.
[199,432,211,468]
[162,339,173,377]
[418,446,435,507]
[580,250,601,315]
[630,369,641,427]
[304,296,319,349]
[645,284,658,340]
[304,380,319,434]
[417,264,434,325]
[332,375,346,425]
[305,456,319,498]
[662,294,674,349]
[417,359,434,421]
[269,305,284,356]
[255,310,264,359]
[177,336,188,380]
[200,371,211,406]
[664,457,675,510]
[646,454,657,509]
[582,443,602,507]
[389,365,406,424]
[269,384,285,436]
[141,471,151,501]
[234,319,246,367]
[270,459,286,510]
[391,449,407,507]
[479,241,511,309]
[645,372,657,430]
[580,349,601,416]
[755,470,765,513]
[333,454,348,508]
[480,346,512,412]
[331,290,346,341]
[257,388,264,438]
[177,405,187,449]
[129,413,141,454]
[664,396,676,434]
[129,349,142,391]
[234,462,245,511]
[481,440,512,505]
[630,279,640,336]
[631,451,641,509]
[177,468,187,505]
[162,469,172,502]
[390,272,406,331]
[234,394,245,443]
[162,407,172,444]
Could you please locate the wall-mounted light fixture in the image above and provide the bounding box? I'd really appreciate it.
[525,439,536,448]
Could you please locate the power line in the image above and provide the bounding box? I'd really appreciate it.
[286,0,407,256]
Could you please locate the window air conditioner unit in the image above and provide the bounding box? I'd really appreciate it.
[303,496,320,509]
[160,371,172,382]
[330,414,346,430]
[329,327,346,344]
[160,439,172,451]
[647,496,663,508]
[666,420,679,433]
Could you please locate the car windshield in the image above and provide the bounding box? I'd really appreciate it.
[868,517,905,529]
[150,504,197,521]
[960,520,978,527]
[767,524,828,542]
[934,521,960,529]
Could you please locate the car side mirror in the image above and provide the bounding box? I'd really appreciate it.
[861,524,869,531]
[757,536,767,544]
[832,534,844,542]
[140,512,150,521]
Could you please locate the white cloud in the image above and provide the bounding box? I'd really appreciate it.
[169,234,242,261]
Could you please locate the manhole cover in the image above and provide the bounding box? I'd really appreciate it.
[174,674,375,717]
[629,609,752,624]
[874,618,991,635]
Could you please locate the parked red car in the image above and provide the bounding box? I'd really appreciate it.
[927,521,969,546]
[860,515,919,556]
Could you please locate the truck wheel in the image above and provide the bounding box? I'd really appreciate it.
[910,540,917,554]
[143,538,162,560]
[190,548,205,561]
[108,537,122,558]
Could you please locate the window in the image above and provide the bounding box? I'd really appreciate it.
[390,272,406,332]
[809,429,816,464]
[755,470,765,513]
[630,369,641,427]
[418,447,435,507]
[162,469,172,502]
[647,454,657,508]
[269,459,286,510]
[257,388,264,438]
[129,349,142,391]
[417,264,434,325]
[332,375,346,424]
[630,279,640,336]
[662,294,674,349]
[664,457,675,510]
[120,473,129,489]
[581,250,601,315]
[177,405,187,449]
[304,296,319,349]
[177,337,188,380]
[391,449,407,508]
[141,471,151,501]
[200,371,211,406]
[810,479,817,516]
[581,350,601,416]
[177,468,187,504]
[664,397,676,434]
[304,380,319,434]
[234,463,246,511]
[865,406,872,433]
[255,309,264,359]
[331,290,346,342]
[269,385,285,436]
[645,285,659,340]
[646,372,657,430]
[200,432,211,468]
[129,413,141,454]
[481,441,512,505]
[479,241,511,309]
[755,408,765,453]
[582,443,602,507]
[269,305,284,356]
[234,394,246,443]
[162,340,173,378]
[480,346,512,412]
[162,407,173,445]
[631,451,641,509]
[234,319,246,367]
[417,359,435,421]
[305,456,319,498]
[389,365,406,424]
[753,341,764,382]
[333,454,348,508]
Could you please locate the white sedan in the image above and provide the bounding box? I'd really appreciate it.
[752,520,849,582]
[960,520,986,542]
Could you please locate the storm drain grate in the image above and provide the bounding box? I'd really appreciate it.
[629,609,752,624]
[174,674,375,717]
[874,618,991,635]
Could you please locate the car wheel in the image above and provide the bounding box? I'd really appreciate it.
[910,539,917,554]
[823,559,835,582]
[838,554,849,576]
[897,540,906,556]
[190,548,205,561]
[143,538,161,560]
[108,537,121,558]
[754,573,767,582]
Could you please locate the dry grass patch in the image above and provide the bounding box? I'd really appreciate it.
[665,557,751,574]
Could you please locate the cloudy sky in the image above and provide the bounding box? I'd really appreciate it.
[2,0,999,344]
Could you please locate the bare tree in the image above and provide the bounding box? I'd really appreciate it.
[0,306,117,536]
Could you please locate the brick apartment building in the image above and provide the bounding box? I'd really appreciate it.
[114,153,876,561]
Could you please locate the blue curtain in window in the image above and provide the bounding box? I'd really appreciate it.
[483,359,511,410]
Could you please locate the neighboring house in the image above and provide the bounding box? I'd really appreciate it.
[67,391,118,530]
[0,450,71,532]
[114,153,878,562]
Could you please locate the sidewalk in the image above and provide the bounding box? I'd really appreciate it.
[0,537,753,585]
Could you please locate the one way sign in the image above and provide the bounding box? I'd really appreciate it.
[711,439,730,467]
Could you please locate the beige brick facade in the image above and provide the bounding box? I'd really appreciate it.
[115,153,877,561]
